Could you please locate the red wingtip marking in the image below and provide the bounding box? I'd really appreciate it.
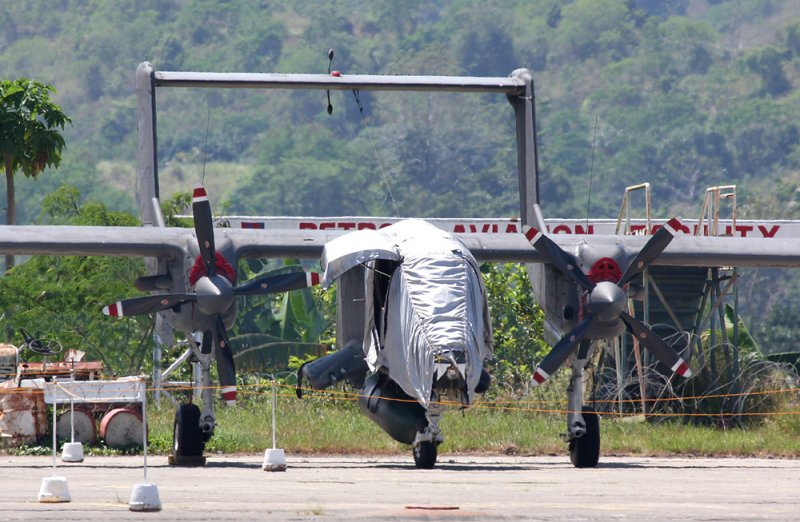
[310,272,320,286]
[104,302,120,317]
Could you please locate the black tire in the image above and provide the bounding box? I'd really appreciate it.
[173,403,204,457]
[568,406,600,468]
[413,441,437,469]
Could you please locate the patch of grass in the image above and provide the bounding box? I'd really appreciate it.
[137,388,800,458]
[10,385,797,458]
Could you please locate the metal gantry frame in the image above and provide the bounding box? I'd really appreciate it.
[613,184,743,414]
[614,183,652,413]
[134,62,543,400]
[692,186,741,403]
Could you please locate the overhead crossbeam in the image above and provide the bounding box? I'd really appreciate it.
[153,71,527,95]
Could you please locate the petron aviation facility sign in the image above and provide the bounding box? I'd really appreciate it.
[216,217,797,239]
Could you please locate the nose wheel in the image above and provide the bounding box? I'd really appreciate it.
[413,440,438,469]
[412,412,443,469]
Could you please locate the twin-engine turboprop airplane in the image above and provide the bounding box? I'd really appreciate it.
[4,63,800,468]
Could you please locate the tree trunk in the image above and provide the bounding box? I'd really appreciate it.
[4,158,14,271]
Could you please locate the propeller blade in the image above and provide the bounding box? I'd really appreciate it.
[102,293,196,317]
[523,225,595,291]
[234,271,321,296]
[531,317,594,387]
[214,316,237,405]
[618,217,682,287]
[619,311,692,378]
[192,186,216,277]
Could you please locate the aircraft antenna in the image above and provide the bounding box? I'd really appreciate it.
[586,114,598,228]
[326,49,334,114]
[201,104,211,185]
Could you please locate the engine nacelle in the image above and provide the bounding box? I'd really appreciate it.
[297,341,369,393]
[358,373,428,445]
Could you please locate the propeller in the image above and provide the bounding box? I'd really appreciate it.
[524,218,691,386]
[103,186,321,404]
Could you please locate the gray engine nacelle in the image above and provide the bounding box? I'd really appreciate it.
[358,372,428,445]
[296,341,369,394]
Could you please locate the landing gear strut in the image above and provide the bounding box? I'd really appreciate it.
[412,408,443,469]
[169,334,214,466]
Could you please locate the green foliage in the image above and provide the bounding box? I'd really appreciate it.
[3,0,799,224]
[742,46,791,96]
[0,77,71,247]
[0,78,70,178]
[231,260,331,373]
[160,190,193,227]
[482,264,548,387]
[0,185,150,375]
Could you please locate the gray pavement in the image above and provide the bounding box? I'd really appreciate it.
[1,453,799,520]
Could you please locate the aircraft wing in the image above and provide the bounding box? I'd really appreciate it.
[460,233,800,268]
[0,225,337,261]
[227,228,332,261]
[5,224,800,269]
[0,225,189,259]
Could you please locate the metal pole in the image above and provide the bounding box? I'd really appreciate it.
[613,338,624,414]
[69,366,75,443]
[732,269,741,384]
[271,379,277,450]
[51,385,57,474]
[153,338,162,403]
[142,380,148,484]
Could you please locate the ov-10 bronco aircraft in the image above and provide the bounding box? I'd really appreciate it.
[3,62,800,468]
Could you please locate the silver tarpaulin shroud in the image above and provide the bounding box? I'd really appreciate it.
[322,219,493,409]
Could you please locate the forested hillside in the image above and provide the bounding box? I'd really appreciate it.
[3,0,800,353]
[2,0,800,221]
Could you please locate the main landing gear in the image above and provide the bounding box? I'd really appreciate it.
[168,335,215,466]
[170,403,207,466]
[562,342,601,468]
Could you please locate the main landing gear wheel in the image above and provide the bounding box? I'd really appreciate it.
[413,441,438,469]
[569,406,600,468]
[168,404,207,467]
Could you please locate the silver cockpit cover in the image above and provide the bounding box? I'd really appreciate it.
[378,219,493,408]
[320,229,401,289]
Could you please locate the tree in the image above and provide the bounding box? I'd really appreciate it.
[0,78,70,270]
[0,185,150,375]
